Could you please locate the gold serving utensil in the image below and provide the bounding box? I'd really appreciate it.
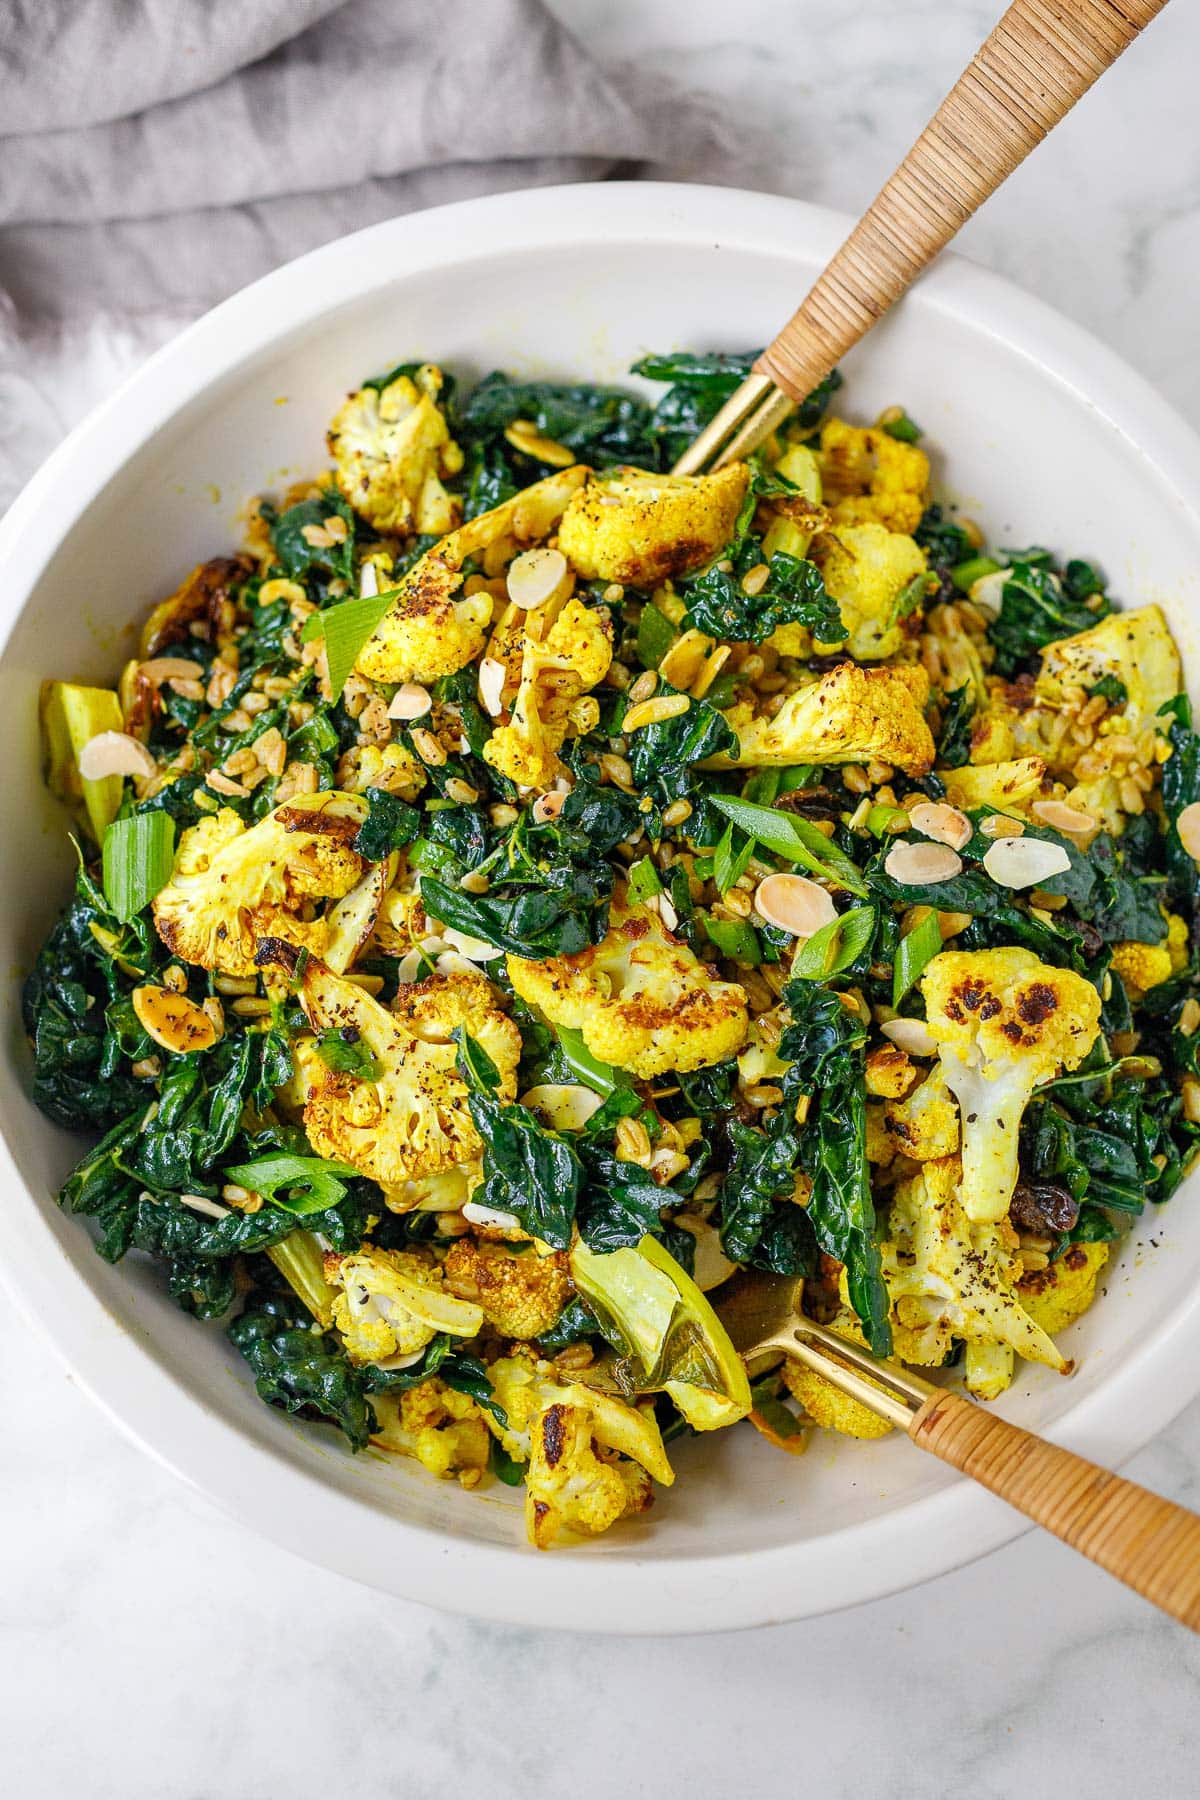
[715,1269,1200,1631]
[673,0,1170,476]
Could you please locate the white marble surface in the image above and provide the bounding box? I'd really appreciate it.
[6,3,1200,1793]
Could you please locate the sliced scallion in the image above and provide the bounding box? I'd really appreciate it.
[709,794,867,896]
[101,812,175,923]
[300,587,399,703]
[892,908,943,1006]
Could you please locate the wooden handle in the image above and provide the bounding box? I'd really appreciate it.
[758,0,1170,401]
[912,1389,1200,1630]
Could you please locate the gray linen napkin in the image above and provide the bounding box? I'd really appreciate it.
[0,0,742,510]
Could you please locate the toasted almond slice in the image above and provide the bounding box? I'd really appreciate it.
[754,872,837,938]
[463,1200,523,1231]
[909,800,972,851]
[1177,802,1200,862]
[880,1017,938,1057]
[478,656,506,718]
[532,790,567,824]
[884,842,963,885]
[387,682,432,721]
[1031,799,1098,835]
[206,769,250,797]
[506,546,570,610]
[442,926,504,963]
[519,1083,603,1132]
[132,985,219,1056]
[77,730,158,782]
[982,836,1072,890]
[359,559,380,598]
[138,656,204,684]
[979,814,1025,839]
[658,892,679,931]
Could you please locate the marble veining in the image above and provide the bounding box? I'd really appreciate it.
[5,2,1200,1792]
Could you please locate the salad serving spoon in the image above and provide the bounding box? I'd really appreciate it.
[674,0,1171,476]
[716,1270,1200,1631]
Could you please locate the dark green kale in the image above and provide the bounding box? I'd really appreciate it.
[914,504,973,573]
[228,1289,377,1450]
[456,1033,582,1249]
[683,545,840,646]
[718,1112,820,1277]
[631,352,841,468]
[458,371,655,464]
[362,1332,506,1426]
[936,684,975,768]
[352,786,422,861]
[261,491,356,584]
[623,684,737,840]
[1159,695,1200,922]
[988,558,1111,677]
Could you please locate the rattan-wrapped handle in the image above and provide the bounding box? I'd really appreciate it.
[912,1390,1200,1630]
[758,0,1170,402]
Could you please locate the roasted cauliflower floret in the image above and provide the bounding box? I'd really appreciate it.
[369,1379,491,1484]
[1035,605,1181,730]
[151,792,368,976]
[718,662,934,776]
[782,1353,893,1440]
[942,756,1047,817]
[336,741,426,801]
[815,417,930,535]
[882,1155,1069,1399]
[813,521,928,661]
[1109,938,1174,1001]
[525,1402,655,1549]
[1017,1240,1110,1336]
[921,949,1102,1225]
[557,463,749,586]
[257,946,521,1198]
[326,1246,484,1366]
[355,466,586,685]
[327,364,463,535]
[507,901,748,1079]
[442,1237,571,1340]
[882,1062,961,1163]
[483,596,613,788]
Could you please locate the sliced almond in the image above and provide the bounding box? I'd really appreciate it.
[519,1083,603,1133]
[909,800,972,851]
[478,656,506,718]
[77,731,158,782]
[754,873,837,938]
[1031,799,1098,835]
[442,926,504,964]
[462,1200,523,1231]
[1177,802,1200,862]
[979,814,1025,839]
[138,656,204,684]
[982,836,1072,890]
[132,985,219,1056]
[884,842,963,885]
[532,790,567,824]
[657,892,679,931]
[506,546,570,611]
[359,559,380,598]
[880,1017,938,1057]
[387,682,432,721]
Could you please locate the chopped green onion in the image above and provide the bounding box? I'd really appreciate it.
[709,794,867,896]
[554,1026,623,1097]
[866,804,911,837]
[265,1230,337,1326]
[880,409,923,444]
[223,1153,360,1215]
[101,813,175,923]
[635,603,676,670]
[789,906,876,981]
[490,1438,526,1486]
[892,909,943,1006]
[885,572,932,628]
[314,1030,382,1080]
[627,855,664,903]
[300,586,399,703]
[712,823,754,895]
[951,555,1002,593]
[702,915,761,964]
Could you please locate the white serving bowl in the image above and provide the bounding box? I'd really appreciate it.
[3,183,1200,1635]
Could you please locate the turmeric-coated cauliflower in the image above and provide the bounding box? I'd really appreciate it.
[484,1352,673,1548]
[257,946,521,1199]
[882,1062,961,1164]
[355,466,586,685]
[369,1380,492,1485]
[442,1237,571,1340]
[1109,938,1175,1001]
[717,662,934,776]
[483,596,613,788]
[327,363,463,535]
[557,463,750,586]
[1035,605,1181,730]
[942,756,1047,817]
[507,900,748,1078]
[882,1155,1069,1400]
[815,417,930,535]
[1017,1240,1110,1337]
[813,521,928,661]
[921,948,1102,1225]
[326,1246,484,1366]
[152,791,368,976]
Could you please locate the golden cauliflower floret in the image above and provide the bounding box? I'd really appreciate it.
[326,1246,484,1366]
[1036,605,1181,730]
[1167,911,1189,974]
[815,417,930,535]
[1017,1240,1110,1336]
[483,596,613,788]
[369,1380,491,1483]
[813,521,928,661]
[942,756,1047,816]
[882,1155,1069,1400]
[882,1063,961,1163]
[151,792,368,976]
[336,741,426,801]
[921,949,1102,1225]
[508,901,748,1079]
[442,1237,571,1340]
[718,661,934,776]
[1109,938,1174,1001]
[263,949,521,1197]
[355,466,586,685]
[327,364,463,535]
[557,463,750,587]
[525,1402,654,1550]
[782,1358,893,1440]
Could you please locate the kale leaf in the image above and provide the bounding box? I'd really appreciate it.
[456,1032,582,1249]
[228,1289,376,1450]
[988,558,1111,677]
